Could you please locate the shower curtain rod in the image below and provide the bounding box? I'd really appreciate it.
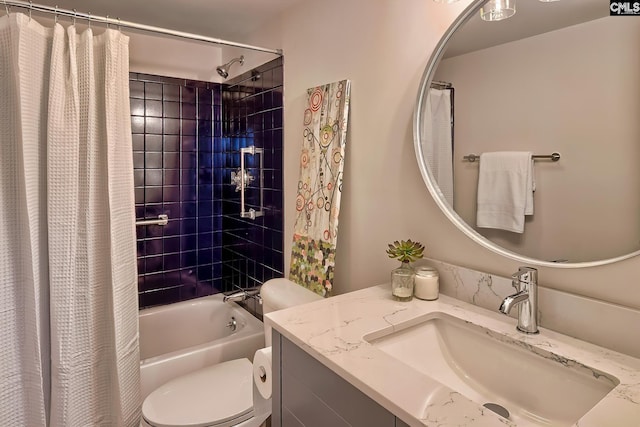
[3,0,283,55]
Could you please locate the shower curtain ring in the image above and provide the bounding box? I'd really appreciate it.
[72,8,76,25]
[54,5,58,24]
[3,0,9,16]
[106,15,109,28]
[28,0,32,21]
[87,11,91,29]
[117,17,121,30]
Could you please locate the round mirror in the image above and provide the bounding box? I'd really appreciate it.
[415,0,640,267]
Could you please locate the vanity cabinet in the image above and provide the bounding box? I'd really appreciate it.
[271,331,410,427]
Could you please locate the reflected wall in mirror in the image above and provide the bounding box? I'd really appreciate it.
[417,0,640,265]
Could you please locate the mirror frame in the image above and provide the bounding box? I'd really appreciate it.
[413,0,640,268]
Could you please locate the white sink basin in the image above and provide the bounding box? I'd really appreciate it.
[365,312,619,426]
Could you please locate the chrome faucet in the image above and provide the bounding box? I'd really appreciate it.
[499,267,539,334]
[223,289,249,303]
[223,286,262,304]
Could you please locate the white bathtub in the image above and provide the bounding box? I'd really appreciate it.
[139,294,265,398]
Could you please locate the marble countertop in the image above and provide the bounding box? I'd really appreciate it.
[265,284,640,427]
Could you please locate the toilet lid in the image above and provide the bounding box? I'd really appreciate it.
[142,358,255,427]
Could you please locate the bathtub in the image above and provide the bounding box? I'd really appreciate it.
[139,293,265,398]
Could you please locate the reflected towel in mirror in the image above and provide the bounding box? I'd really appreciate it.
[476,151,534,233]
[423,88,454,206]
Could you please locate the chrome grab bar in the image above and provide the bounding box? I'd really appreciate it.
[135,214,169,227]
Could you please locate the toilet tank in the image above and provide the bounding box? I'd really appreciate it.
[260,278,323,347]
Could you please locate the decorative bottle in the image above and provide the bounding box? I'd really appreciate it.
[391,261,415,302]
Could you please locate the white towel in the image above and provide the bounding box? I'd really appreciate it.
[476,151,534,233]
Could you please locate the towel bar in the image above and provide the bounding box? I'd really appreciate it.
[463,152,561,163]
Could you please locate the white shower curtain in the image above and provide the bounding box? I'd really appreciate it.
[0,13,140,426]
[422,88,454,206]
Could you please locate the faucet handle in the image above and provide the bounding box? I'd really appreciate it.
[511,272,522,289]
[511,267,538,289]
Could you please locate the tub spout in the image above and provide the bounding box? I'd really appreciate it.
[223,287,261,303]
[223,290,249,303]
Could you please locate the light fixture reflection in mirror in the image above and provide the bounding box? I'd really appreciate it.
[480,0,516,21]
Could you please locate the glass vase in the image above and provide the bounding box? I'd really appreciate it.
[391,261,415,301]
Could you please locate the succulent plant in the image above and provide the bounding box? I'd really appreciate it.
[386,239,425,263]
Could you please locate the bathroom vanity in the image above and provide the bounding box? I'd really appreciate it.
[271,332,409,427]
[266,283,640,427]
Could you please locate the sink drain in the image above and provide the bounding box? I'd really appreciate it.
[483,403,510,419]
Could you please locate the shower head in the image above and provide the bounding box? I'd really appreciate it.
[216,55,245,79]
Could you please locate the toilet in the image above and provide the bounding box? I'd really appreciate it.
[141,278,323,427]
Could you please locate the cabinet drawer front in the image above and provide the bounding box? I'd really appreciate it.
[282,370,351,427]
[281,337,395,427]
[282,407,305,427]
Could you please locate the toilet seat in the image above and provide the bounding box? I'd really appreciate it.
[142,359,255,427]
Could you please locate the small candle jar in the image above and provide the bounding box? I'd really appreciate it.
[414,267,439,300]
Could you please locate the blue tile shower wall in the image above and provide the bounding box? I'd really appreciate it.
[131,58,284,310]
[131,73,224,309]
[221,57,285,296]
